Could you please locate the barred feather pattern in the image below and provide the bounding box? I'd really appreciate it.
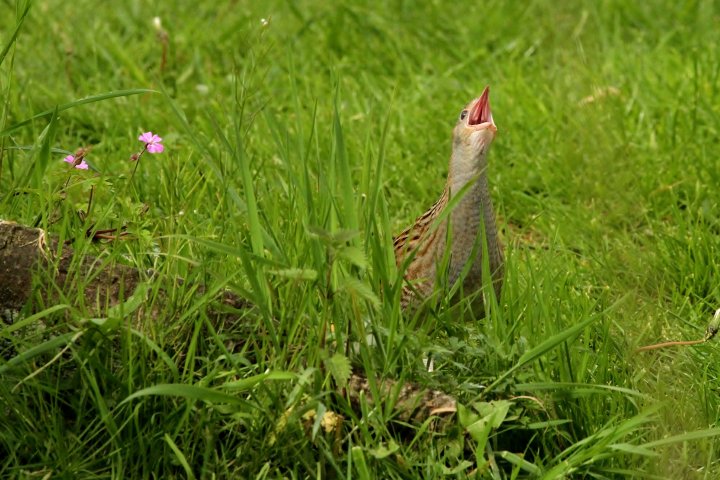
[393,173,503,311]
[393,188,450,308]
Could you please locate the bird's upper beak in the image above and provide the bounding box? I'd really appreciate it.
[468,86,496,132]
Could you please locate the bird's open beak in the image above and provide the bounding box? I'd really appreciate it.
[468,86,496,131]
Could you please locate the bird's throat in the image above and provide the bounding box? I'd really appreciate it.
[445,156,502,290]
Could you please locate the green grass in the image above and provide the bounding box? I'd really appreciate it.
[2,0,720,477]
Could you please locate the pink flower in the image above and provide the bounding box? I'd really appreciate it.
[63,155,89,170]
[138,131,164,153]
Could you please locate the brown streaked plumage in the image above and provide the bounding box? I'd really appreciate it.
[394,86,503,310]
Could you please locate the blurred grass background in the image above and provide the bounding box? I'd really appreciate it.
[2,0,720,477]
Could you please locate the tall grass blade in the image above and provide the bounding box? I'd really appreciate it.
[0,304,70,335]
[0,331,76,374]
[483,315,596,395]
[120,384,243,406]
[0,0,30,68]
[0,89,156,137]
[164,434,197,480]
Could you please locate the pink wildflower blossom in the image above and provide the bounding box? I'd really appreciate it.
[63,155,89,170]
[138,132,164,153]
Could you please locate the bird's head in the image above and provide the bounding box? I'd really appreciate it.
[452,86,497,164]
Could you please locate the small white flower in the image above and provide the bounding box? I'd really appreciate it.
[153,17,163,30]
[260,17,269,27]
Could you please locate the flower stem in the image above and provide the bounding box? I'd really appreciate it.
[129,144,149,191]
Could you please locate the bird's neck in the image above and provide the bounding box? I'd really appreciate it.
[444,151,501,283]
[447,151,493,223]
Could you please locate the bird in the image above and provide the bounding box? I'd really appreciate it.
[393,86,503,311]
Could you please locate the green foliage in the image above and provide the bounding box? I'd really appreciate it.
[2,0,720,478]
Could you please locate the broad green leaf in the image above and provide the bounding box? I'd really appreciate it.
[223,371,295,391]
[368,440,399,459]
[472,400,513,429]
[307,226,360,246]
[340,277,380,309]
[338,246,368,269]
[459,401,512,454]
[324,352,351,388]
[269,268,318,280]
[351,446,371,480]
[441,460,474,475]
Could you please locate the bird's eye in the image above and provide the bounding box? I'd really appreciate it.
[459,110,468,121]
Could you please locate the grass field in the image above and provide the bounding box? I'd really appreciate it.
[2,0,720,478]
